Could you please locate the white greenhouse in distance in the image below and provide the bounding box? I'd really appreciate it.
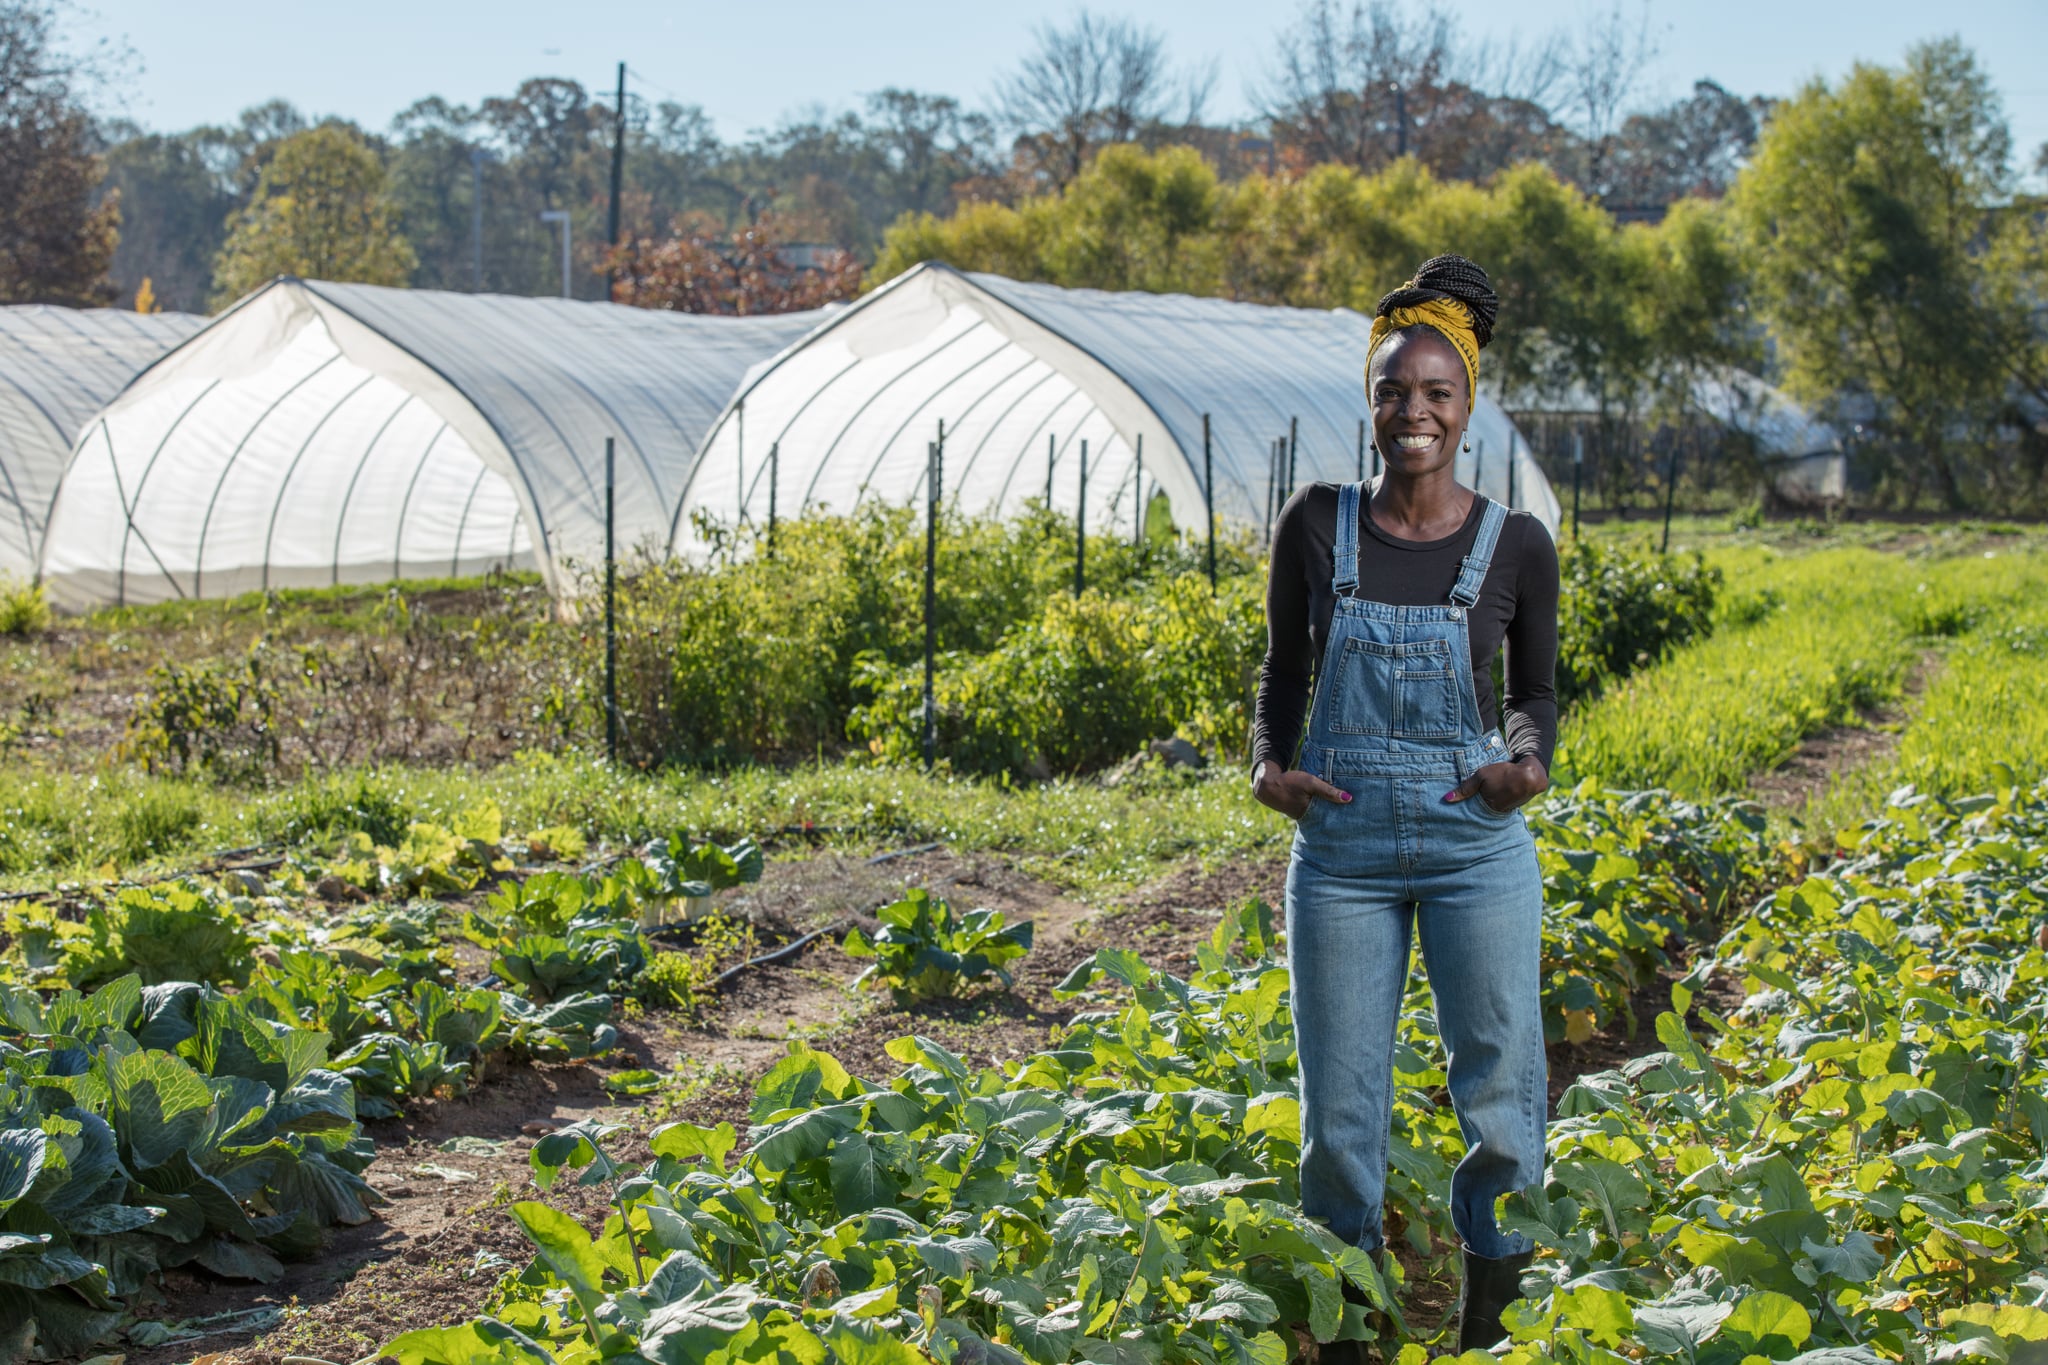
[41,279,825,609]
[0,305,203,580]
[671,263,1559,555]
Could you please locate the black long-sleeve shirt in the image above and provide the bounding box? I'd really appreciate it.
[1253,484,1559,772]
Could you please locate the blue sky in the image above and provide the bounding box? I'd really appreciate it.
[74,0,2048,180]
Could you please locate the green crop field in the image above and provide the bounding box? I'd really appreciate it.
[2,514,2045,1363]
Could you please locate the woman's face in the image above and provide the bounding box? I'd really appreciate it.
[1369,329,1468,478]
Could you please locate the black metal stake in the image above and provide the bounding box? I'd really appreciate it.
[923,439,938,770]
[1045,432,1055,513]
[604,436,617,765]
[766,440,778,552]
[1357,419,1365,483]
[1661,423,1683,553]
[1074,438,1087,596]
[1203,413,1216,588]
[1507,438,1516,511]
[1288,415,1298,492]
[1571,427,1583,537]
[1133,433,1144,544]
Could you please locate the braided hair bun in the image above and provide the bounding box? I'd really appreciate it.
[1373,254,1499,349]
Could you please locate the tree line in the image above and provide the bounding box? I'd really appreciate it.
[3,1,2044,510]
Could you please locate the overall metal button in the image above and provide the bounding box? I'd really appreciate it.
[1448,607,1463,619]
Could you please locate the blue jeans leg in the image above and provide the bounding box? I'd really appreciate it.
[1285,851,1412,1252]
[1413,838,1548,1258]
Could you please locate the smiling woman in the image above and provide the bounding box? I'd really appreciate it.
[1250,254,1560,1355]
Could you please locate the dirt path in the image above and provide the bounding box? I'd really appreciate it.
[1748,649,1940,814]
[116,844,1676,1363]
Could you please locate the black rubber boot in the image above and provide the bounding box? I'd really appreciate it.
[1457,1247,1534,1352]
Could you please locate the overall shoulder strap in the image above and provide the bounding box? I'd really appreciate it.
[1449,496,1508,607]
[1333,481,1362,596]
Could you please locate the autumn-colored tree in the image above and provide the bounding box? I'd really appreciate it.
[607,211,861,314]
[210,124,417,307]
[0,1,120,305]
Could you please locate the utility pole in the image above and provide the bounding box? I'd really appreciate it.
[606,62,626,301]
[470,147,489,290]
[539,210,571,298]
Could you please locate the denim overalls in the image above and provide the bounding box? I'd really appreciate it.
[1284,480,1546,1259]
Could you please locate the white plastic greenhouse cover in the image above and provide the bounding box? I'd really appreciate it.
[0,306,202,578]
[41,279,826,608]
[671,263,1558,553]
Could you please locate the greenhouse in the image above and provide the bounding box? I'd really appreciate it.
[39,279,825,608]
[0,305,202,580]
[670,263,1558,553]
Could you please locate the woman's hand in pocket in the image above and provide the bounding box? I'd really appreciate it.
[1253,763,1352,821]
[1442,755,1548,814]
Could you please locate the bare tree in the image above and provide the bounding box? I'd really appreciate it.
[1259,0,1457,169]
[996,11,1198,187]
[1566,1,1659,198]
[0,0,124,304]
[1259,0,1578,181]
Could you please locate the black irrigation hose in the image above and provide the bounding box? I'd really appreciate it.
[667,838,948,991]
[709,920,847,991]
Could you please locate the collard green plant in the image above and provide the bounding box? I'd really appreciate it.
[843,889,1034,1006]
[0,975,378,1353]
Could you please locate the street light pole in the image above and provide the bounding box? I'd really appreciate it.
[539,210,571,299]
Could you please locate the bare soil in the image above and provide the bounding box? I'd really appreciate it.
[101,844,1686,1364]
[1747,650,1940,813]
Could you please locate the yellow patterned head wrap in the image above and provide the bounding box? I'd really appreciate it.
[1365,296,1480,411]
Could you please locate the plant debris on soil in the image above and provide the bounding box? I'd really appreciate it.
[103,845,1688,1365]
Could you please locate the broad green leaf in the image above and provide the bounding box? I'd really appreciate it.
[828,1132,899,1217]
[0,1129,47,1216]
[648,1121,737,1173]
[1552,1285,1634,1346]
[509,1200,609,1329]
[109,1049,213,1171]
[1942,1304,2048,1342]
[383,1318,560,1364]
[1723,1292,1812,1354]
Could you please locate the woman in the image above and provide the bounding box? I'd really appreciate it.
[1250,254,1556,1352]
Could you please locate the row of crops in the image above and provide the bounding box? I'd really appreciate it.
[0,809,780,1353]
[367,779,2047,1365]
[2,529,2045,1359]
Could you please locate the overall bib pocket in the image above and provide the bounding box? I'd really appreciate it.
[1327,637,1461,739]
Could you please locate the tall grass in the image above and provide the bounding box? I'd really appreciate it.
[0,755,1294,892]
[1557,546,2048,798]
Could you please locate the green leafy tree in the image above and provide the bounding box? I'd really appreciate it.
[1731,38,2024,507]
[210,123,416,307]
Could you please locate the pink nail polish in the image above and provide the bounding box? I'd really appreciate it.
[1441,791,1457,803]
[1340,791,1352,802]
